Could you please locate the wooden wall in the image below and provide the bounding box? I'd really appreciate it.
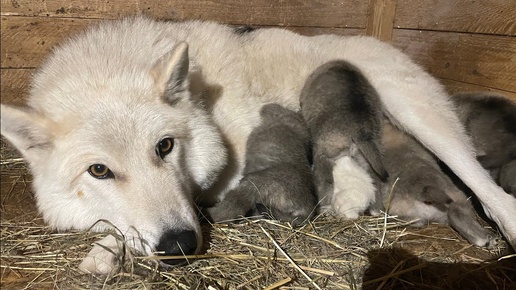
[1,0,515,106]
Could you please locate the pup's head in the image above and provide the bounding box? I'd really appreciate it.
[1,40,227,262]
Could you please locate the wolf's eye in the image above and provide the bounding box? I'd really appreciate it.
[88,164,114,179]
[156,137,174,159]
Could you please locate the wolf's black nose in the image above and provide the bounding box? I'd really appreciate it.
[156,229,198,265]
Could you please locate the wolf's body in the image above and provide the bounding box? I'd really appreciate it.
[2,17,516,274]
[377,123,495,247]
[207,104,316,225]
[299,60,387,218]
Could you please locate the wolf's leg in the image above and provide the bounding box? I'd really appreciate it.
[448,201,496,248]
[331,156,376,219]
[379,80,516,248]
[79,235,120,275]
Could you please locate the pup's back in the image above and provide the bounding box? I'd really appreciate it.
[244,104,311,173]
[300,60,387,218]
[500,160,516,196]
[379,122,495,247]
[208,104,315,225]
[452,92,516,195]
[300,60,387,179]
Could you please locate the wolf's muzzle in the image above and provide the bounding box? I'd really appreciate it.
[156,229,198,265]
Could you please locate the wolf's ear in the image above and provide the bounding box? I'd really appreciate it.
[1,104,54,167]
[151,42,190,104]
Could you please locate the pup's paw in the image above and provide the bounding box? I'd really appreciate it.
[331,156,376,219]
[206,204,247,223]
[78,235,119,275]
[266,206,314,227]
[473,233,498,249]
[459,222,498,249]
[448,201,499,249]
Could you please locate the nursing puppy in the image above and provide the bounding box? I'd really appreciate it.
[300,60,387,218]
[377,123,495,247]
[1,17,515,274]
[500,160,516,196]
[451,92,516,193]
[207,104,316,226]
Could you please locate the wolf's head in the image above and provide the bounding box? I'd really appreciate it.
[1,25,227,269]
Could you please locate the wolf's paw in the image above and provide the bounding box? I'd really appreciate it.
[331,156,376,219]
[78,235,119,275]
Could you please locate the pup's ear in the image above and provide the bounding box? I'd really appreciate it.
[1,104,54,167]
[151,42,190,104]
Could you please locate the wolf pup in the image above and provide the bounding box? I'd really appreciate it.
[451,92,516,192]
[499,160,516,196]
[207,104,316,226]
[377,122,495,247]
[300,60,388,218]
[1,17,515,274]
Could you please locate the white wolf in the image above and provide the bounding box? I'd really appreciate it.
[1,16,515,274]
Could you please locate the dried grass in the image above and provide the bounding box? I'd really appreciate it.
[1,138,515,289]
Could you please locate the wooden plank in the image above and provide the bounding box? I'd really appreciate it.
[392,29,516,93]
[0,69,32,106]
[1,17,96,68]
[395,0,516,36]
[365,0,396,42]
[1,0,369,28]
[441,78,516,102]
[287,27,365,37]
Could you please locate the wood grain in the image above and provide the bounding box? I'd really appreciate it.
[287,27,364,37]
[441,78,516,102]
[0,69,32,105]
[395,0,516,36]
[393,29,516,93]
[1,0,369,28]
[1,17,95,68]
[366,0,396,41]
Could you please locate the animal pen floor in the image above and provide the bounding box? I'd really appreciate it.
[1,139,515,289]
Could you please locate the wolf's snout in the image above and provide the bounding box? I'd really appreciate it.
[156,229,198,265]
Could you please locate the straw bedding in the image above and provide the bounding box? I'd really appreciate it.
[1,139,515,289]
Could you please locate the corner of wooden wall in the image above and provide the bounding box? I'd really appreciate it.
[365,0,397,42]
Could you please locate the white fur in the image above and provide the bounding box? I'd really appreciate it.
[331,156,376,219]
[79,235,122,275]
[1,17,515,273]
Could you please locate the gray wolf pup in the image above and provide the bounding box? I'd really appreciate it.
[207,104,316,226]
[376,122,495,247]
[452,92,516,195]
[1,17,515,273]
[300,60,387,218]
